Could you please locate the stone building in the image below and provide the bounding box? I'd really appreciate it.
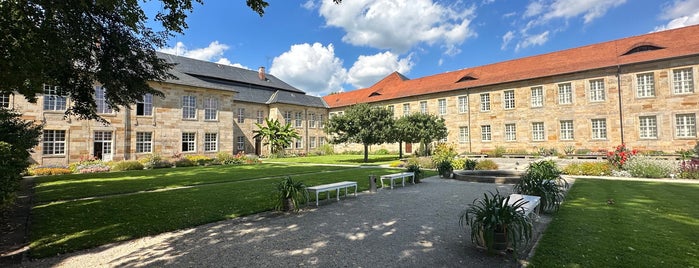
[323,25,699,154]
[4,52,328,165]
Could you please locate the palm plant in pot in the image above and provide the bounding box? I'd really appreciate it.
[274,176,309,212]
[459,191,533,254]
[513,160,569,213]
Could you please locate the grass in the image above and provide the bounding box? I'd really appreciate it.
[530,179,699,267]
[29,163,431,258]
[266,154,401,165]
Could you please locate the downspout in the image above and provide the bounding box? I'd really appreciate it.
[304,108,309,155]
[616,65,625,144]
[467,89,473,153]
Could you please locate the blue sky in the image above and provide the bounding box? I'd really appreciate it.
[145,0,699,96]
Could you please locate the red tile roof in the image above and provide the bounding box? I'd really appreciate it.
[323,25,699,108]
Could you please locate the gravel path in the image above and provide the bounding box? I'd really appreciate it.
[18,177,531,268]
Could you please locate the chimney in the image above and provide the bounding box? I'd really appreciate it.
[258,66,266,81]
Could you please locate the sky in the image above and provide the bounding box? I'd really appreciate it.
[145,0,699,96]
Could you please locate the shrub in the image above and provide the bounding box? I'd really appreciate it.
[406,164,423,183]
[607,144,637,170]
[374,148,390,155]
[464,159,478,170]
[407,156,435,169]
[75,162,111,174]
[436,160,453,178]
[110,160,144,171]
[173,157,195,167]
[694,141,699,157]
[388,161,404,168]
[679,159,699,180]
[432,143,457,164]
[563,145,575,155]
[318,144,335,155]
[493,146,506,157]
[623,155,677,178]
[474,159,498,170]
[138,154,172,169]
[451,158,466,170]
[513,160,568,212]
[575,149,591,155]
[561,162,612,176]
[27,165,73,176]
[184,155,213,166]
[274,177,309,212]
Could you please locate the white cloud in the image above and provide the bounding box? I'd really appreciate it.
[270,43,348,96]
[302,0,317,10]
[542,0,627,24]
[655,0,699,31]
[501,31,515,50]
[515,31,549,52]
[158,41,246,67]
[524,1,545,18]
[316,0,476,55]
[347,52,414,88]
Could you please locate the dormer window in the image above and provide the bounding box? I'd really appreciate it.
[622,44,664,55]
[457,75,478,83]
[369,91,381,97]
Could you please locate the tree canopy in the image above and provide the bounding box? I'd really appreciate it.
[253,118,300,156]
[0,0,341,121]
[395,113,448,156]
[0,108,42,208]
[325,103,394,162]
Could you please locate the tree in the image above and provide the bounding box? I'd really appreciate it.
[0,0,341,121]
[325,103,394,162]
[396,113,448,156]
[253,118,300,156]
[0,109,42,209]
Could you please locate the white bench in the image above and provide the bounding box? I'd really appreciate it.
[307,181,358,207]
[507,194,541,218]
[379,172,415,189]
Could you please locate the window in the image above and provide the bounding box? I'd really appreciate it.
[205,98,218,120]
[458,96,468,113]
[420,101,428,114]
[636,73,655,97]
[319,115,325,128]
[319,137,325,147]
[558,83,572,104]
[458,126,469,143]
[236,108,245,123]
[673,68,694,94]
[182,132,196,152]
[591,119,607,139]
[295,138,303,149]
[43,85,67,111]
[639,116,658,139]
[295,112,303,128]
[0,93,11,108]
[438,99,447,115]
[136,132,152,153]
[283,111,292,124]
[309,113,316,128]
[481,125,491,141]
[480,93,490,111]
[532,122,544,141]
[256,110,264,124]
[182,96,196,119]
[675,113,697,137]
[136,94,153,116]
[95,86,112,114]
[560,120,574,140]
[310,137,316,148]
[505,123,516,141]
[94,131,113,157]
[503,90,515,109]
[531,86,543,107]
[204,133,218,152]
[589,79,605,102]
[403,103,411,116]
[387,105,394,116]
[42,130,66,155]
[237,136,245,151]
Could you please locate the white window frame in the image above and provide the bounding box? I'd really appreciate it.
[295,137,303,149]
[503,90,515,109]
[309,113,316,128]
[0,93,10,108]
[237,108,245,123]
[458,126,469,143]
[43,85,67,111]
[318,137,325,147]
[505,123,516,141]
[94,131,113,157]
[438,99,447,115]
[531,86,543,108]
[205,98,218,120]
[481,125,491,141]
[182,96,197,119]
[237,136,245,151]
[136,94,153,116]
[204,133,218,152]
[675,113,697,138]
[558,83,573,104]
[672,67,694,94]
[532,122,545,141]
[589,79,606,102]
[136,132,153,153]
[458,95,468,113]
[591,119,607,140]
[182,132,196,152]
[310,137,316,148]
[95,86,113,114]
[295,112,303,128]
[419,101,428,114]
[403,103,411,116]
[256,110,264,124]
[387,105,394,116]
[560,120,574,141]
[480,93,491,112]
[42,130,66,155]
[638,116,658,139]
[636,73,655,98]
[283,111,292,125]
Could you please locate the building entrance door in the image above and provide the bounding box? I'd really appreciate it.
[405,143,412,154]
[255,138,262,156]
[94,131,113,161]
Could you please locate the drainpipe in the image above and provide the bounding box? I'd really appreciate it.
[616,65,625,144]
[467,89,473,153]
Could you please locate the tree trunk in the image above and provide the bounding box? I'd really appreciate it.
[364,144,369,163]
[398,141,403,158]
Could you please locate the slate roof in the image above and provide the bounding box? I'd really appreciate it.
[157,52,327,108]
[323,24,699,108]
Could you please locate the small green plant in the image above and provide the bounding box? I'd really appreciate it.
[274,177,309,212]
[493,146,506,157]
[694,140,699,157]
[110,160,144,171]
[432,143,457,164]
[474,159,498,170]
[451,158,466,170]
[436,160,453,178]
[575,148,591,155]
[173,157,195,167]
[513,160,568,212]
[623,155,677,178]
[184,155,213,166]
[464,159,478,170]
[563,145,575,155]
[374,148,390,155]
[27,165,73,176]
[561,162,612,176]
[459,191,533,255]
[406,164,423,183]
[139,153,172,169]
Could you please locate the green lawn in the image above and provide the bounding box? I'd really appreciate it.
[266,154,401,165]
[530,179,699,267]
[30,163,424,258]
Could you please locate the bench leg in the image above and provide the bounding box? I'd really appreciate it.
[315,191,319,207]
[336,188,340,201]
[401,177,405,187]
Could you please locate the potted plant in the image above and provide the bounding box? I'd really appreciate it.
[459,191,533,254]
[436,160,453,178]
[274,176,309,212]
[513,160,569,212]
